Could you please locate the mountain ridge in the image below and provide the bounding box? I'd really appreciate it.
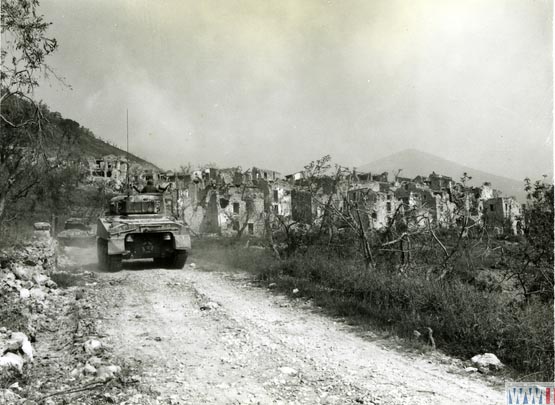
[358,149,527,201]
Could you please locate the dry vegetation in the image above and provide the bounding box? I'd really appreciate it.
[193,175,554,381]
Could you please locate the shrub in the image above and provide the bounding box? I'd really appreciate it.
[195,241,554,380]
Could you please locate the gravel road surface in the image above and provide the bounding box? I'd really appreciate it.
[88,255,504,405]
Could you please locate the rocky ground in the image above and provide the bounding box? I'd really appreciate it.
[1,234,506,404]
[0,229,140,404]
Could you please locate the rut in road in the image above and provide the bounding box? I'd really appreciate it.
[97,263,504,405]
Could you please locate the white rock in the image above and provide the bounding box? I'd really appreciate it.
[10,332,33,362]
[29,287,46,301]
[0,352,24,372]
[200,302,220,311]
[83,339,103,355]
[70,367,82,378]
[33,274,49,286]
[8,382,21,391]
[5,338,22,352]
[292,288,299,294]
[471,353,503,371]
[0,389,20,403]
[9,332,26,345]
[87,356,102,367]
[190,263,196,268]
[96,365,121,381]
[465,367,478,373]
[19,288,30,300]
[83,363,97,375]
[21,339,34,362]
[279,366,298,376]
[11,265,32,281]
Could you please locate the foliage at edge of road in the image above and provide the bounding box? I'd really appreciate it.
[193,156,554,381]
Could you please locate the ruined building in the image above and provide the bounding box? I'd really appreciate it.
[87,155,128,183]
[483,196,523,235]
[149,163,523,237]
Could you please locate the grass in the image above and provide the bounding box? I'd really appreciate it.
[193,237,554,381]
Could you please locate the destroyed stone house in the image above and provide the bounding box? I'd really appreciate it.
[352,171,389,184]
[483,196,523,235]
[217,185,266,237]
[158,170,189,187]
[347,188,400,230]
[285,170,306,183]
[176,167,291,237]
[289,171,459,231]
[169,165,521,237]
[87,155,128,183]
[429,172,453,191]
[290,175,340,224]
[247,167,281,182]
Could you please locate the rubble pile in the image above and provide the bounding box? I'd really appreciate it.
[0,224,131,404]
[0,224,59,402]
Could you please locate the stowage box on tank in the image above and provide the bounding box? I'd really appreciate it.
[96,193,191,271]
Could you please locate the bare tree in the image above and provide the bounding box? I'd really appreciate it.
[0,0,62,220]
[1,0,60,125]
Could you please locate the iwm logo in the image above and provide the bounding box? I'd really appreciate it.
[506,383,555,404]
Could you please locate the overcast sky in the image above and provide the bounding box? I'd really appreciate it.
[35,0,553,180]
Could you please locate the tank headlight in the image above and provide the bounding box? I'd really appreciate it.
[125,234,134,242]
[163,233,172,241]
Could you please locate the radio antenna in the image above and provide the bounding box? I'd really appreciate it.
[126,108,130,195]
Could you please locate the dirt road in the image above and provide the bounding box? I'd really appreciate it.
[83,252,504,404]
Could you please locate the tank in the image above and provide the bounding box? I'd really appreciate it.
[57,217,95,247]
[96,192,191,271]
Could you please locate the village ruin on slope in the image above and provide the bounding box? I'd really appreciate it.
[87,154,524,238]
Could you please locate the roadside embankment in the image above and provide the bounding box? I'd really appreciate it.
[0,224,135,404]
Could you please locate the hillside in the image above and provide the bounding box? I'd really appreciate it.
[5,94,161,171]
[75,129,161,170]
[358,149,527,201]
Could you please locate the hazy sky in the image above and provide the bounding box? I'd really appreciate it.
[35,0,553,180]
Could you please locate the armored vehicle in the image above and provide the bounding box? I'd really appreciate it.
[96,193,191,271]
[57,218,95,247]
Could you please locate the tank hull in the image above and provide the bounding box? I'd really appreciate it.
[96,194,191,271]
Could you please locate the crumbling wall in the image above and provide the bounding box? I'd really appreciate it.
[483,197,522,235]
[291,190,314,224]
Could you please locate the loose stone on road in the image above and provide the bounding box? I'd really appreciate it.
[92,258,504,405]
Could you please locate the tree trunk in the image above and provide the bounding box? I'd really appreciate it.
[0,194,6,222]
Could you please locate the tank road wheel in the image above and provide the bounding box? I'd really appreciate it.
[169,251,188,269]
[97,239,122,272]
